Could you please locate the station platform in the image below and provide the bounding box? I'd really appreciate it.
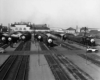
[30,42,41,51]
[0,55,9,66]
[29,54,55,80]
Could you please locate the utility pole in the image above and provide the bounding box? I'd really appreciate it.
[33,24,36,43]
[84,27,87,37]
[84,27,88,64]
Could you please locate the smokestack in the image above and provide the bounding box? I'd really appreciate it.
[76,25,78,32]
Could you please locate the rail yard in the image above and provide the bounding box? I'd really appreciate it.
[0,31,100,80]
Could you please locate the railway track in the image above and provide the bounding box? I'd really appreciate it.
[0,40,30,80]
[0,55,29,80]
[55,54,94,80]
[60,41,81,50]
[78,54,100,67]
[45,55,72,80]
[2,44,10,49]
[15,41,31,51]
[14,42,25,51]
[39,42,48,50]
[63,42,81,50]
[0,43,5,47]
[24,41,31,51]
[40,42,94,80]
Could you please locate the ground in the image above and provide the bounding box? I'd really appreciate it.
[0,40,100,80]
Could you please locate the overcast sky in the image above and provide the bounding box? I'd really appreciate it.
[0,0,100,29]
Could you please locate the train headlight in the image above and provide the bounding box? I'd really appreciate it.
[2,37,5,40]
[48,39,53,43]
[22,36,25,39]
[38,36,41,39]
[91,39,94,43]
[8,37,12,41]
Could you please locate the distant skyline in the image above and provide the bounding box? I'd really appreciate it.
[0,0,100,29]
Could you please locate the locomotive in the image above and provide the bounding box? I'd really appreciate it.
[0,33,9,44]
[35,32,58,47]
[0,33,21,48]
[20,31,32,42]
[64,33,96,47]
[8,34,20,44]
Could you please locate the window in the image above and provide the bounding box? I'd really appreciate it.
[15,28,18,30]
[19,28,22,30]
[24,28,26,30]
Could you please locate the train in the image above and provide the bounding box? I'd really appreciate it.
[0,33,21,48]
[0,31,32,47]
[50,32,96,47]
[64,33,96,46]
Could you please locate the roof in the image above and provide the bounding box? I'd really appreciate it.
[66,27,76,30]
[32,24,50,30]
[80,27,88,30]
[11,24,31,27]
[89,30,99,34]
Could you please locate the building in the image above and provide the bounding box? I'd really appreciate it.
[80,27,89,33]
[66,27,76,34]
[31,24,50,32]
[10,22,32,32]
[0,24,8,32]
[9,22,50,32]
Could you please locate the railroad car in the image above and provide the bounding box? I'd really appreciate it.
[20,31,31,42]
[65,33,96,47]
[50,32,62,38]
[50,32,67,41]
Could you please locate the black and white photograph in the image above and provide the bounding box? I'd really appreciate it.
[0,0,100,80]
